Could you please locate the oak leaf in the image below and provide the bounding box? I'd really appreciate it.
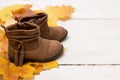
[3,4,25,14]
[0,56,9,80]
[29,63,44,74]
[45,5,74,21]
[0,29,5,42]
[18,64,35,79]
[48,19,57,27]
[9,63,19,80]
[40,61,58,69]
[9,63,35,80]
[13,4,35,21]
[0,9,13,23]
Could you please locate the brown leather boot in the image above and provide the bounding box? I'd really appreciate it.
[19,13,68,41]
[4,22,63,66]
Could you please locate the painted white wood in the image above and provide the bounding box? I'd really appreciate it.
[35,66,120,80]
[57,20,120,64]
[1,0,120,18]
[1,1,120,80]
[73,0,120,19]
[0,0,40,9]
[27,0,120,19]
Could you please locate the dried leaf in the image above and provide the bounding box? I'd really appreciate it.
[48,19,57,27]
[34,10,43,14]
[21,77,34,80]
[3,4,25,14]
[18,65,35,79]
[45,5,74,21]
[0,57,9,80]
[9,63,20,80]
[9,63,35,80]
[21,4,35,17]
[0,9,13,23]
[40,61,58,69]
[0,4,24,24]
[0,30,8,58]
[13,4,35,21]
[0,42,8,58]
[0,29,5,42]
[27,61,58,72]
[33,64,43,74]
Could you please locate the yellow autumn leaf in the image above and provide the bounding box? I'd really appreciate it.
[13,4,35,20]
[0,9,13,23]
[45,5,74,21]
[40,61,58,69]
[27,61,58,73]
[0,56,9,80]
[19,77,34,80]
[18,64,35,79]
[3,4,25,14]
[0,31,8,58]
[27,62,44,74]
[9,63,19,80]
[34,10,44,14]
[33,64,43,74]
[0,4,24,23]
[9,63,35,80]
[0,42,8,58]
[48,19,57,27]
[0,29,5,42]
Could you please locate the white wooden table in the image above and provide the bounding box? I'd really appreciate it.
[1,0,120,80]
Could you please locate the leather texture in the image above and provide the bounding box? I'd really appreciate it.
[5,22,63,66]
[19,13,68,41]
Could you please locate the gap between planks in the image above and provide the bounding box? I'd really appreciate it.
[59,64,120,66]
[71,18,120,20]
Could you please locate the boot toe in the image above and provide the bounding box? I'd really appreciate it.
[49,27,68,41]
[47,40,63,61]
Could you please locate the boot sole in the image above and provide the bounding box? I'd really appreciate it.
[9,45,63,64]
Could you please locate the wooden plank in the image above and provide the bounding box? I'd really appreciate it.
[0,0,36,9]
[35,66,120,80]
[72,1,120,19]
[1,0,120,18]
[57,20,120,64]
[28,0,120,19]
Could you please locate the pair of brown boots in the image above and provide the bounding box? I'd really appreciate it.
[3,13,68,66]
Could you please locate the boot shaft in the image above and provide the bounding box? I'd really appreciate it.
[5,22,41,66]
[20,13,48,26]
[19,13,68,41]
[19,13,50,37]
[6,23,41,50]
